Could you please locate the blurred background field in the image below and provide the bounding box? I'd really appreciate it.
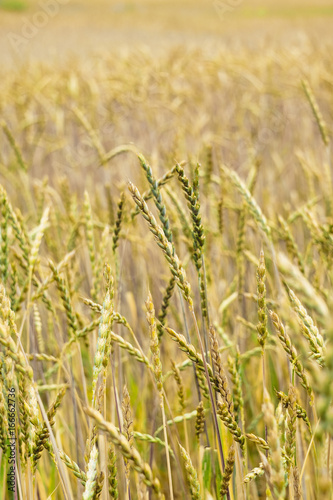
[1,0,333,65]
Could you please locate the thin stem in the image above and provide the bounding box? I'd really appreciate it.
[263,353,268,459]
[178,289,202,403]
[190,309,227,489]
[161,396,174,500]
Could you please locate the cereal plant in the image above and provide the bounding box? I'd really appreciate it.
[0,42,332,499]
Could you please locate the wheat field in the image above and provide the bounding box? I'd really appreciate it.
[0,17,333,500]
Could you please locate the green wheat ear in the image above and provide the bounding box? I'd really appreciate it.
[128,181,193,308]
[179,443,202,500]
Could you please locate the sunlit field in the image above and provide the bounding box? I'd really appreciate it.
[0,2,333,499]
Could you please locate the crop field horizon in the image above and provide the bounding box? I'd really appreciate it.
[1,0,333,65]
[0,2,333,500]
